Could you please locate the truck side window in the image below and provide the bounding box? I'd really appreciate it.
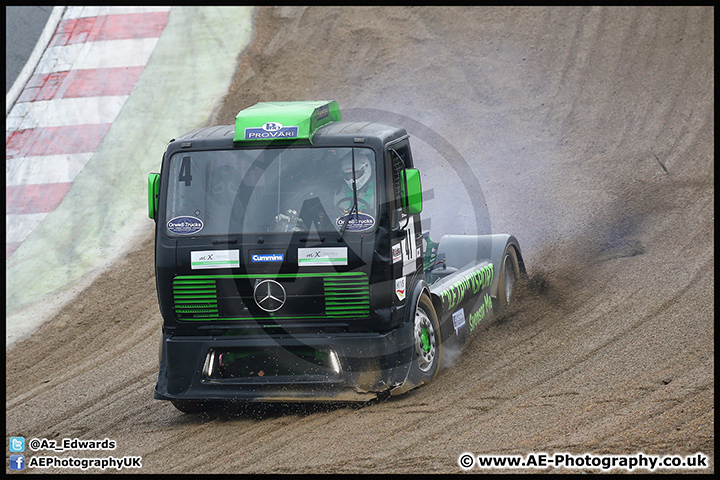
[389,144,412,227]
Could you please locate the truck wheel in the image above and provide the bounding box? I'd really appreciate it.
[497,245,520,309]
[411,293,443,384]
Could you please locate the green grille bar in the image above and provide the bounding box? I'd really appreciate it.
[173,278,218,318]
[323,274,370,317]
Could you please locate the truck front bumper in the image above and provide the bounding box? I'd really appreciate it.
[154,324,413,403]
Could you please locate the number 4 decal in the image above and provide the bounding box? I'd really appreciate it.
[179,156,192,186]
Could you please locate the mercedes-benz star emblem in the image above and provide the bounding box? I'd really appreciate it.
[253,279,286,312]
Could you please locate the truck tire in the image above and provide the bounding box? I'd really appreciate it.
[410,292,443,385]
[496,245,520,309]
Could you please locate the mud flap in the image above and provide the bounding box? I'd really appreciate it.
[153,333,171,400]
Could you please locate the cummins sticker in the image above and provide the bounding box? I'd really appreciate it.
[191,250,239,270]
[244,122,299,140]
[335,213,375,232]
[251,253,285,263]
[298,247,347,266]
[167,216,203,235]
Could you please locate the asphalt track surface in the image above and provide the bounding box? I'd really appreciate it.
[5,6,53,94]
[6,6,713,474]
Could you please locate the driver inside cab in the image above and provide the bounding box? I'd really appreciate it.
[334,149,375,217]
[274,148,377,233]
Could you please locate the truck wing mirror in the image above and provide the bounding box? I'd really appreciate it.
[148,173,160,220]
[400,168,422,215]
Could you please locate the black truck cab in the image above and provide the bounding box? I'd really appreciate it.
[149,101,524,410]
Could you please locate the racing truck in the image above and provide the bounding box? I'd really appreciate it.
[148,101,525,412]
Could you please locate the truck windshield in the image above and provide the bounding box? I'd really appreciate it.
[164,147,378,236]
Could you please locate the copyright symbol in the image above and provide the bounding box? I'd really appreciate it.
[458,452,475,470]
[29,438,41,451]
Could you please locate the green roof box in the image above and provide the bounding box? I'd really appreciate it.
[234,100,341,143]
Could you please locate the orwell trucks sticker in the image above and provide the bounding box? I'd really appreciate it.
[335,213,376,232]
[191,250,240,270]
[167,216,203,235]
[298,247,348,266]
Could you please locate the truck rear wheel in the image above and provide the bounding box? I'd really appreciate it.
[411,293,443,384]
[497,245,520,309]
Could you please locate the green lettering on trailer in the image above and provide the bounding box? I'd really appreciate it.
[439,263,494,311]
[468,294,493,332]
[234,100,341,143]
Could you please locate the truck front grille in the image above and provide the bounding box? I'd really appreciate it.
[173,272,370,321]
